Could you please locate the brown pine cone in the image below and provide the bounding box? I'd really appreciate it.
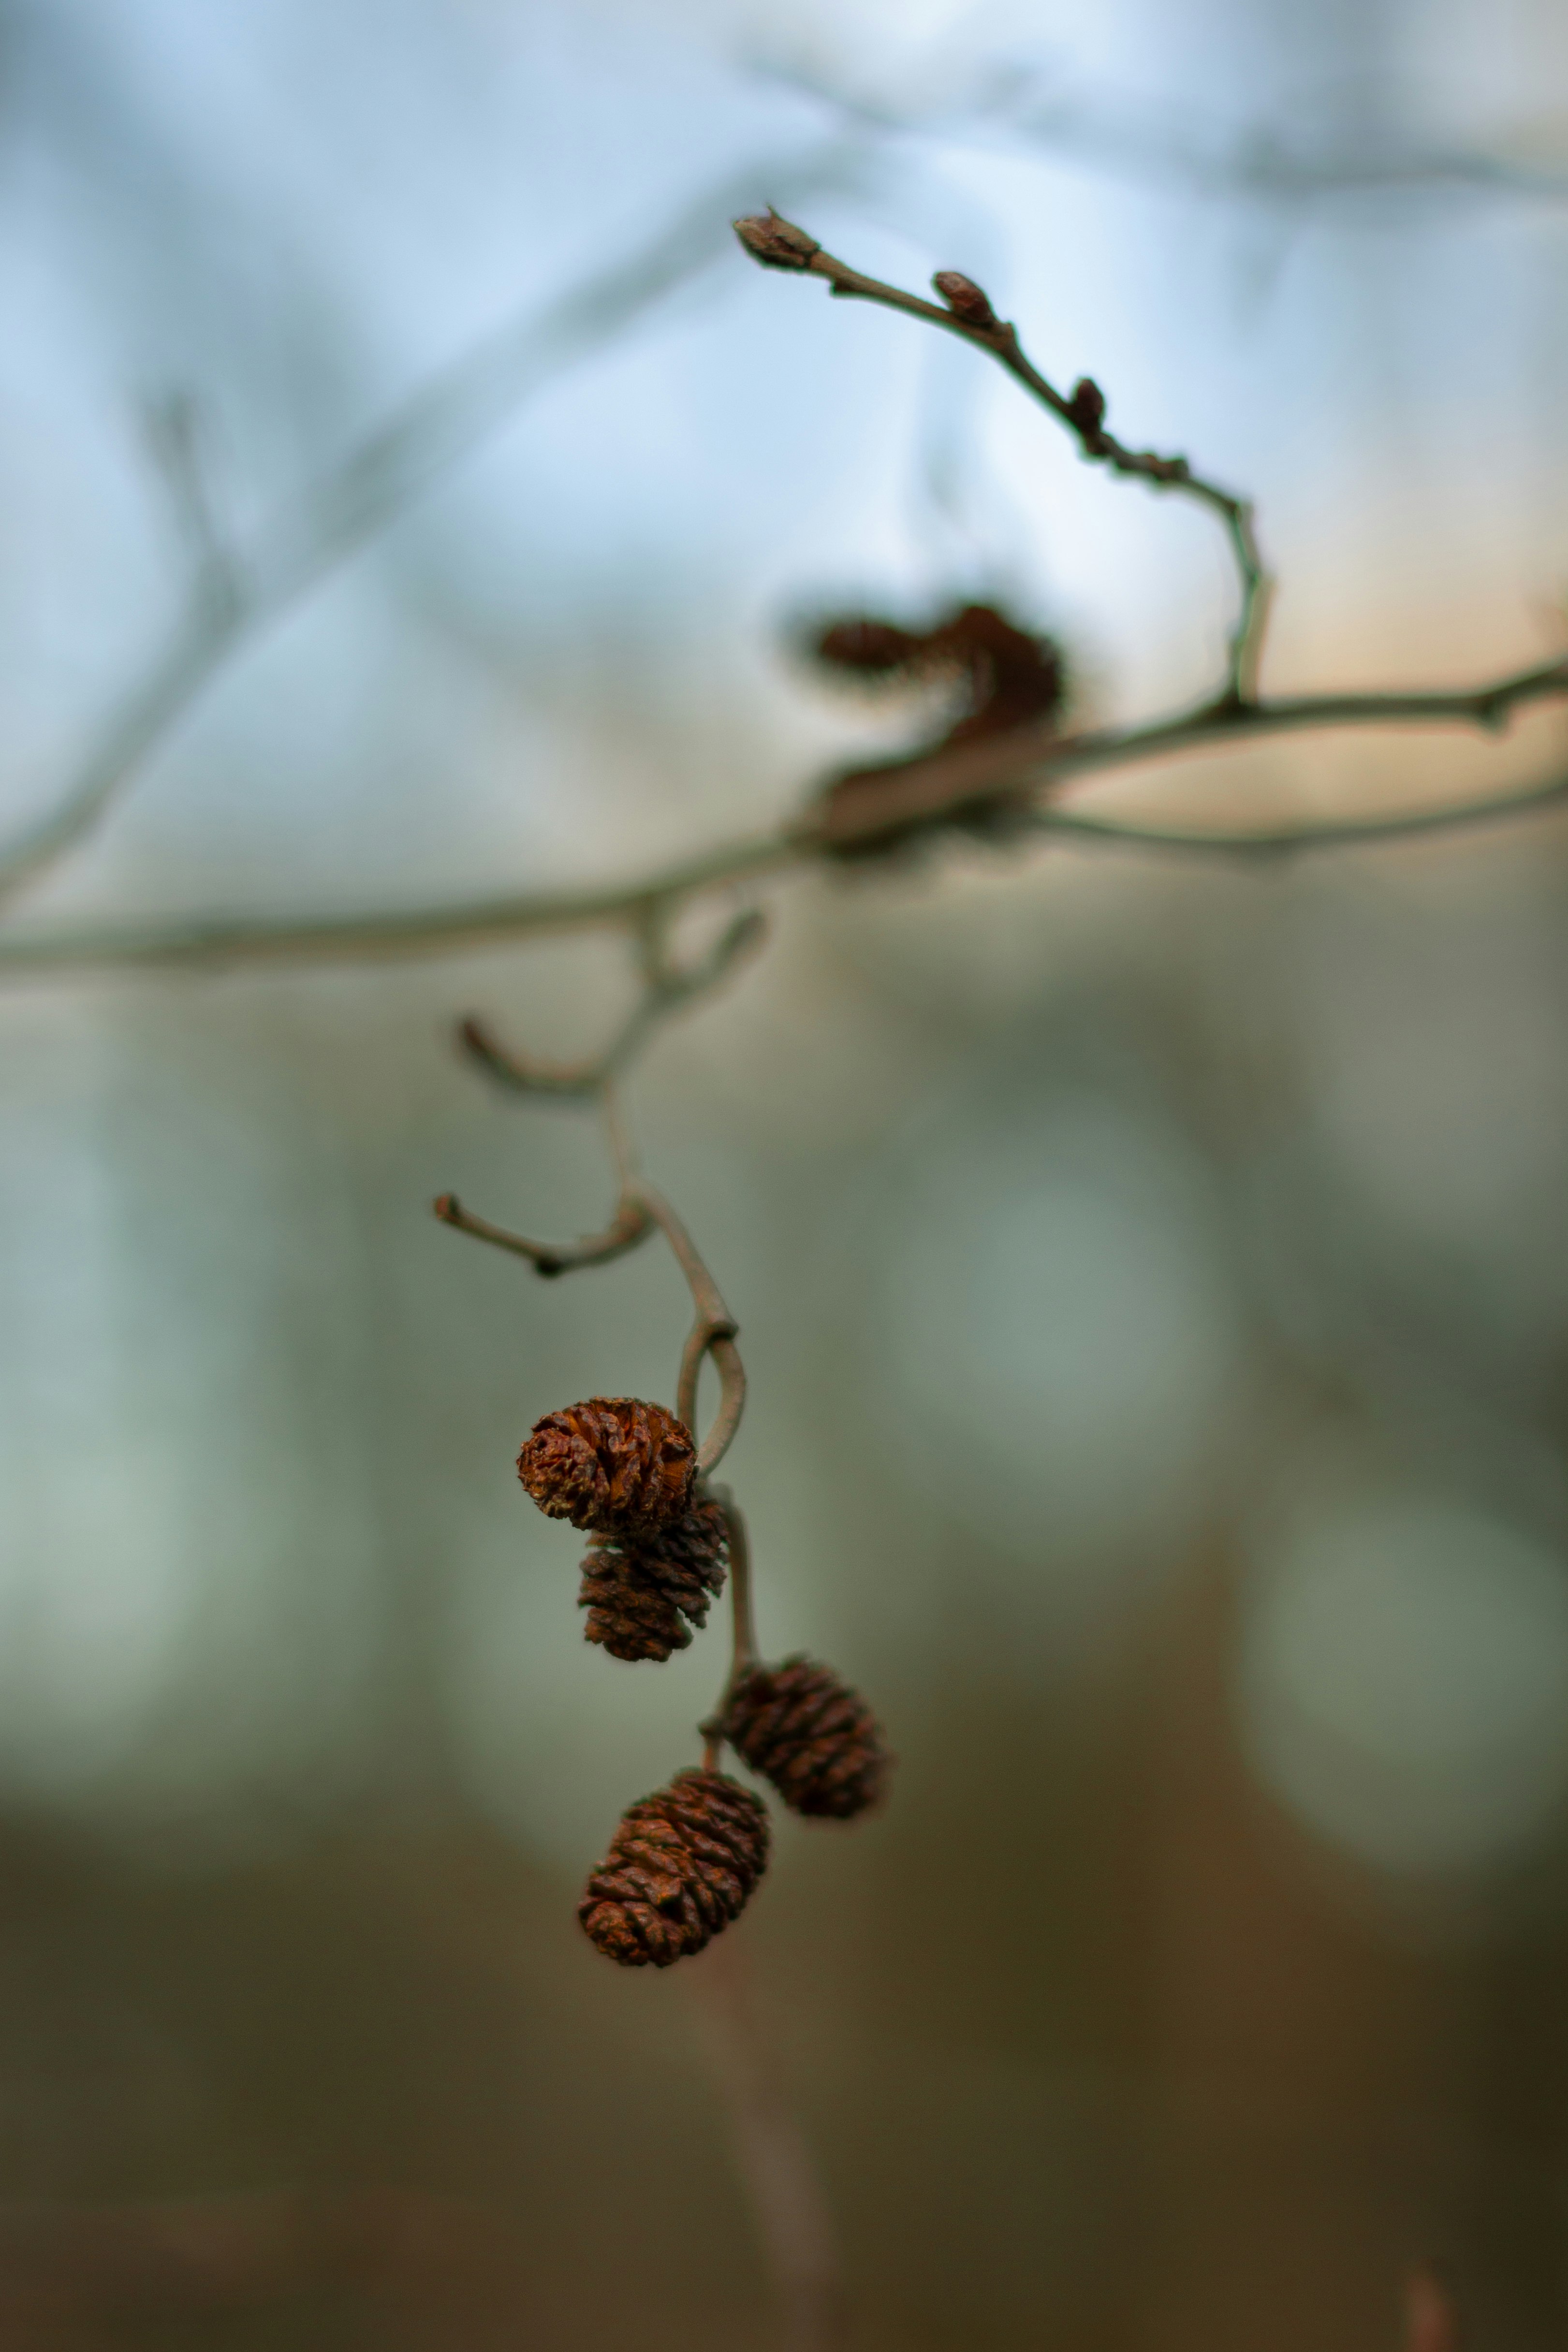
[579,1768,769,1967]
[517,1397,695,1532]
[580,1499,729,1663]
[720,1657,890,1819]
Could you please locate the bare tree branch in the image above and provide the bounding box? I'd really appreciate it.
[684,1931,844,2352]
[808,655,1568,855]
[432,1188,651,1278]
[3,214,1568,981]
[437,1070,745,1474]
[734,209,1270,702]
[1034,761,1568,859]
[762,54,1568,215]
[455,907,766,1097]
[0,830,800,978]
[2,650,1566,978]
[0,146,866,912]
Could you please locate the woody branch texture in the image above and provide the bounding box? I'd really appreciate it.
[1,203,1567,987]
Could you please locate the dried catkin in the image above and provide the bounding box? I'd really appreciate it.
[579,1499,729,1663]
[578,1769,769,1967]
[517,1397,695,1532]
[721,1657,890,1819]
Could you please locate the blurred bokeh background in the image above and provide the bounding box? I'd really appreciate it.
[3,0,1568,2344]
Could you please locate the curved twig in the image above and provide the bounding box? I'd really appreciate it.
[455,908,767,1098]
[640,1182,745,1475]
[735,211,1269,701]
[431,1188,651,1277]
[436,1171,744,1464]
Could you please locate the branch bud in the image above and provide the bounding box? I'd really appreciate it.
[1068,377,1107,434]
[733,210,821,271]
[932,270,998,329]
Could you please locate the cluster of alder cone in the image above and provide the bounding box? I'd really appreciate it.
[516,1393,891,1968]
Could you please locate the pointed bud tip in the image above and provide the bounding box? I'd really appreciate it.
[733,212,821,271]
[1069,376,1107,432]
[932,269,998,328]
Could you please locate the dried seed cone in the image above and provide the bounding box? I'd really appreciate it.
[517,1397,696,1532]
[580,1499,729,1663]
[579,1768,769,1968]
[721,1657,890,1820]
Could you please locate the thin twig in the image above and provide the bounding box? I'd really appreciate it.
[7,199,1568,977]
[455,908,766,1097]
[1033,760,1568,859]
[0,150,865,911]
[702,1485,759,1771]
[141,389,243,624]
[431,1187,650,1277]
[435,1144,744,1466]
[0,829,798,978]
[640,1182,745,1474]
[735,212,1269,702]
[764,55,1568,214]
[6,662,1568,979]
[684,1934,844,2352]
[808,656,1568,852]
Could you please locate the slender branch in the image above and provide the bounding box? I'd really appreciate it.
[5,194,1568,977]
[734,212,1269,702]
[808,657,1568,853]
[431,1187,651,1277]
[435,1112,744,1465]
[700,1485,759,1773]
[639,1182,745,1474]
[443,908,750,1457]
[5,652,1567,979]
[141,389,243,623]
[1034,760,1568,860]
[683,1934,844,2352]
[455,907,766,1098]
[0,829,798,978]
[0,149,864,910]
[601,1081,637,1192]
[718,1490,759,1682]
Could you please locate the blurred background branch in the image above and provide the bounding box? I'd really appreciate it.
[0,142,870,913]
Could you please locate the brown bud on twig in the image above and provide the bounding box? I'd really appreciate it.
[517,1397,696,1532]
[579,1768,769,1967]
[932,269,999,330]
[580,1498,729,1663]
[1067,377,1107,435]
[733,210,821,271]
[719,1656,890,1819]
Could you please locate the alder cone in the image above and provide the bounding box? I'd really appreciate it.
[580,1498,729,1663]
[722,1656,890,1819]
[579,1769,769,1968]
[517,1397,695,1532]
